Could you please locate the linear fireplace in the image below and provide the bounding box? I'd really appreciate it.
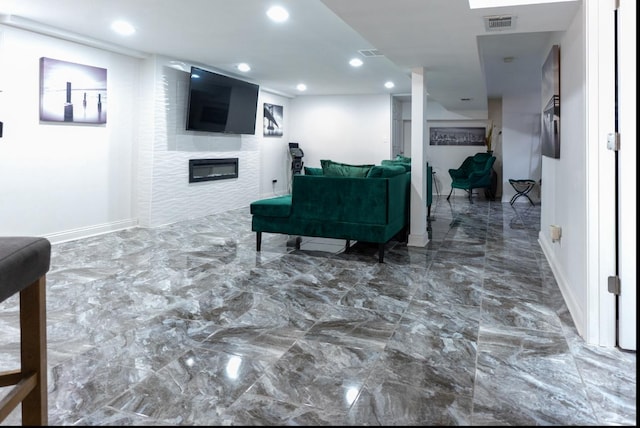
[188,158,238,183]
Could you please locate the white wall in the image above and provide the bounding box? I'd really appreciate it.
[136,56,278,227]
[0,26,292,237]
[538,0,588,341]
[0,26,139,242]
[538,0,622,346]
[401,100,489,197]
[487,98,503,197]
[500,92,542,203]
[259,92,292,198]
[288,94,392,168]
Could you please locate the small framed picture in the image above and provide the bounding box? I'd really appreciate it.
[263,103,283,137]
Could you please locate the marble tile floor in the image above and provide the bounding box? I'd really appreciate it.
[0,196,636,426]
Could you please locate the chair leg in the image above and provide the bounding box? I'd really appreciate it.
[256,232,262,251]
[447,188,453,201]
[378,243,384,263]
[0,277,48,426]
[20,277,47,426]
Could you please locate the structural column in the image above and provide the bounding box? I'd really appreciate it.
[407,68,429,247]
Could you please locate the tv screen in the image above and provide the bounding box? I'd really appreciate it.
[186,66,259,134]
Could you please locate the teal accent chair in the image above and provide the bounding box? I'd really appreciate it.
[447,153,496,203]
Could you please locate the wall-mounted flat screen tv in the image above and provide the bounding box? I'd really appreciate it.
[186,66,259,134]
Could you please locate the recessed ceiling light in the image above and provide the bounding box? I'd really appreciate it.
[111,20,135,36]
[384,81,395,89]
[349,58,363,67]
[168,61,187,71]
[267,6,289,23]
[237,63,251,72]
[296,83,307,91]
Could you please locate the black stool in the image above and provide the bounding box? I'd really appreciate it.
[0,237,51,426]
[508,179,536,206]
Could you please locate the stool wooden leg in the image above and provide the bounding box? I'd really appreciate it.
[20,276,47,426]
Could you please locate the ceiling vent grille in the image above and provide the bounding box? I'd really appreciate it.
[358,49,383,57]
[484,15,515,31]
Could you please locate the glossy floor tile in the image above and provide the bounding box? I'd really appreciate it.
[0,196,636,425]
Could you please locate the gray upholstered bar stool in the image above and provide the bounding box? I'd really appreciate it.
[0,237,51,426]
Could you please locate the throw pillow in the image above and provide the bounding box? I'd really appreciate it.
[304,166,323,176]
[366,164,406,178]
[320,159,374,178]
[381,159,411,172]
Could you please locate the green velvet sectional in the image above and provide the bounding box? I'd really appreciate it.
[250,159,412,263]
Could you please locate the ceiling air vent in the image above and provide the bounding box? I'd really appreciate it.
[358,49,383,57]
[484,15,515,32]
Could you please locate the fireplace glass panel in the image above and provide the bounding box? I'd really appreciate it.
[189,158,238,183]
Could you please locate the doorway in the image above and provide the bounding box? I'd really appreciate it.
[615,0,636,351]
[402,120,411,158]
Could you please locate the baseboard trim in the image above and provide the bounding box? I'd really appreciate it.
[407,231,429,247]
[538,232,585,339]
[45,219,138,244]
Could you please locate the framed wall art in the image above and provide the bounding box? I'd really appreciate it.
[39,57,107,124]
[429,126,485,146]
[263,103,283,137]
[541,45,560,158]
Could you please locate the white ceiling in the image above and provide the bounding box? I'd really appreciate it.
[0,0,581,112]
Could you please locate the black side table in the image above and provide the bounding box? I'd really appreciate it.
[484,168,498,201]
[509,179,536,206]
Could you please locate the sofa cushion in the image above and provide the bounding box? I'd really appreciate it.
[366,164,406,178]
[320,159,374,178]
[304,166,323,176]
[250,195,292,217]
[381,159,411,172]
[395,154,411,163]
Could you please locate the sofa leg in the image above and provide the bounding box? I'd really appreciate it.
[256,232,262,251]
[378,244,384,263]
[468,190,473,204]
[344,239,351,253]
[447,188,453,201]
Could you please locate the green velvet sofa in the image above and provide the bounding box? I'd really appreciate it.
[250,160,411,263]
